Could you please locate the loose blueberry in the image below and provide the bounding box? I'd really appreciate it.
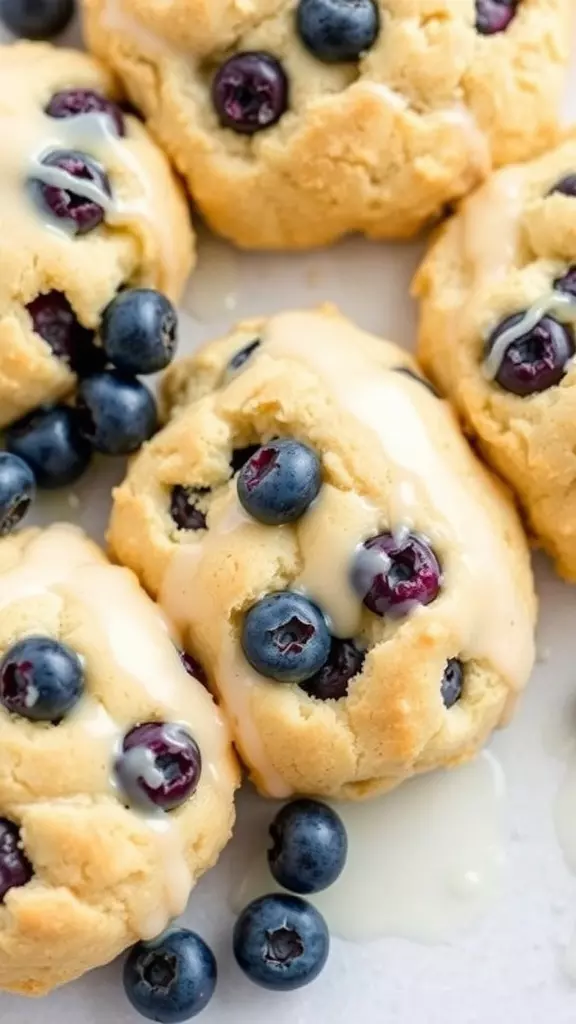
[393,366,441,398]
[296,0,379,62]
[0,820,32,901]
[230,445,261,474]
[441,658,464,709]
[485,313,574,396]
[242,592,331,684]
[234,893,329,991]
[238,439,322,526]
[170,485,208,531]
[268,798,347,895]
[26,291,104,374]
[299,637,365,700]
[0,0,74,39]
[227,339,261,376]
[6,405,92,489]
[212,52,288,135]
[548,174,576,198]
[76,370,157,455]
[115,721,202,811]
[0,453,35,536]
[100,289,178,375]
[352,532,442,617]
[179,650,208,688]
[475,0,518,35]
[124,928,217,1024]
[554,266,576,298]
[0,636,84,722]
[45,88,125,137]
[31,149,110,235]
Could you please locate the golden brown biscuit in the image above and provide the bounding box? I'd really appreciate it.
[108,307,536,800]
[414,132,576,580]
[0,43,194,428]
[0,524,238,996]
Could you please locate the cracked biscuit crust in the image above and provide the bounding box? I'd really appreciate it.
[108,307,535,799]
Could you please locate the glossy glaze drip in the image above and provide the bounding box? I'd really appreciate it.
[483,291,576,380]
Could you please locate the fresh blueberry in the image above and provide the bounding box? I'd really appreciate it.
[227,339,261,377]
[212,52,288,134]
[0,636,84,722]
[170,486,209,531]
[179,650,208,689]
[393,366,441,398]
[76,370,157,455]
[233,893,329,991]
[6,405,92,489]
[268,799,347,895]
[45,88,125,137]
[115,721,202,812]
[296,0,380,62]
[475,0,518,35]
[100,289,178,375]
[124,928,217,1023]
[0,819,32,901]
[230,444,261,474]
[352,532,442,617]
[299,637,365,700]
[30,149,110,236]
[26,291,104,375]
[242,592,331,684]
[441,658,464,709]
[554,266,576,298]
[0,453,35,537]
[0,0,74,39]
[548,174,576,198]
[485,313,574,396]
[238,439,322,526]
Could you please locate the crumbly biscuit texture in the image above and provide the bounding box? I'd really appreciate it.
[414,132,576,580]
[108,306,536,800]
[81,0,571,249]
[0,525,238,996]
[0,43,193,427]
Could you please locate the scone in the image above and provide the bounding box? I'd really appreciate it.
[81,0,571,249]
[414,133,576,580]
[0,43,194,428]
[108,307,536,800]
[0,524,238,996]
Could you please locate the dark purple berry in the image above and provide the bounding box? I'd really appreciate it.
[170,485,208,531]
[296,0,380,63]
[554,266,576,298]
[45,88,125,137]
[124,929,217,1022]
[233,894,329,991]
[115,722,202,812]
[441,658,464,709]
[242,592,331,684]
[31,150,111,235]
[0,820,32,901]
[227,339,261,376]
[0,0,73,39]
[548,174,576,198]
[299,638,365,700]
[268,799,347,894]
[352,532,442,617]
[26,291,104,374]
[0,636,84,722]
[212,53,288,135]
[475,0,518,35]
[485,313,574,396]
[6,405,92,489]
[238,439,322,526]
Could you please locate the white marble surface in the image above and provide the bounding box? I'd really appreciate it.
[2,10,576,1024]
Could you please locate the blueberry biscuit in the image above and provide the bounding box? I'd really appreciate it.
[81,0,571,249]
[108,307,536,799]
[414,134,576,580]
[0,524,238,995]
[0,43,193,428]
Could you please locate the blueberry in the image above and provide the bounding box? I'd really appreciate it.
[296,0,379,62]
[6,405,92,489]
[227,339,261,377]
[0,0,74,39]
[100,289,178,375]
[554,265,576,298]
[124,928,217,1023]
[268,799,347,895]
[45,88,125,137]
[393,366,441,398]
[0,636,84,722]
[242,592,331,684]
[475,0,518,35]
[441,658,464,709]
[212,53,288,134]
[170,485,208,531]
[548,174,576,198]
[30,150,110,236]
[352,532,442,617]
[238,439,322,526]
[115,721,202,812]
[0,453,35,537]
[0,819,32,901]
[233,893,329,991]
[299,637,365,700]
[485,313,574,396]
[76,370,157,455]
[26,291,104,374]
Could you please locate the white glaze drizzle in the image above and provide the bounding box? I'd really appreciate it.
[483,291,576,381]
